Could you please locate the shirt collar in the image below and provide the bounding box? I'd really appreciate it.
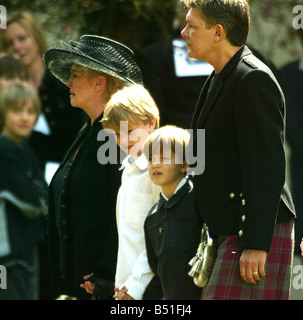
[120,154,148,171]
[161,176,188,201]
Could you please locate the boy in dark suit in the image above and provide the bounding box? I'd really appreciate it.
[181,0,295,300]
[142,125,203,300]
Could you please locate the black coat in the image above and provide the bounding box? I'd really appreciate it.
[144,180,202,300]
[47,115,122,298]
[0,136,47,265]
[191,46,295,252]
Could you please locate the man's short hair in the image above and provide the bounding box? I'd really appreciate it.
[182,0,250,46]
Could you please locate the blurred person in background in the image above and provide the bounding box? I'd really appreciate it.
[0,83,48,300]
[0,53,29,90]
[1,12,85,169]
[279,30,303,300]
[1,12,85,300]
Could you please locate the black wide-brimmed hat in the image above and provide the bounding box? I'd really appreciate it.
[43,35,142,85]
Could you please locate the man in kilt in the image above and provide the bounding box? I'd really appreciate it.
[181,0,296,300]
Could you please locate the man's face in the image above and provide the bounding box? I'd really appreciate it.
[181,7,215,62]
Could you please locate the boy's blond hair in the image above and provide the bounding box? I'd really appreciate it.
[101,84,160,131]
[0,83,41,129]
[143,125,190,164]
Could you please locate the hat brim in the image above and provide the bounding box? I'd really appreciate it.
[44,41,137,85]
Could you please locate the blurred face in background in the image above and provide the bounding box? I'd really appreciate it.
[2,100,38,143]
[5,22,41,67]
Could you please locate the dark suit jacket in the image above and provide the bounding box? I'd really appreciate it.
[144,179,202,300]
[191,46,295,252]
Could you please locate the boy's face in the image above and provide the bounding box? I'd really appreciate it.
[115,119,156,157]
[148,151,187,197]
[1,100,37,143]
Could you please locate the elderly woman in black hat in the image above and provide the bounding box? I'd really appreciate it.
[44,35,142,300]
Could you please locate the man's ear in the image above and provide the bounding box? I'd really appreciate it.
[213,24,225,42]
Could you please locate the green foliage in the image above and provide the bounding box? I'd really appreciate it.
[248,0,303,64]
[2,0,301,62]
[3,0,178,52]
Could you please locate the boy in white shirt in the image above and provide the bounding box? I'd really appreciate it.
[101,84,161,300]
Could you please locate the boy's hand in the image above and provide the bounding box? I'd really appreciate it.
[113,286,135,300]
[300,238,303,256]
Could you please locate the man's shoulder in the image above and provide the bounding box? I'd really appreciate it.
[237,52,275,79]
[242,54,270,71]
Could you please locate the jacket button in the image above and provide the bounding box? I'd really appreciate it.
[238,230,243,237]
[242,199,246,206]
[229,193,235,198]
[241,215,246,222]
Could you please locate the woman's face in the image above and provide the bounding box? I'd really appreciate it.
[5,22,41,67]
[66,68,97,110]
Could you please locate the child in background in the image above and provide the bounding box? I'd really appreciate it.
[0,83,48,300]
[142,125,203,300]
[100,84,161,300]
[0,54,29,90]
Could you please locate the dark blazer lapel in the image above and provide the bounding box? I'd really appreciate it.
[190,74,213,130]
[195,76,223,128]
[60,123,89,164]
[193,46,252,129]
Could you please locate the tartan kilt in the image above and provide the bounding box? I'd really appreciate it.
[202,219,294,300]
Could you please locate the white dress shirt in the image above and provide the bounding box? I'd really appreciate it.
[115,154,161,300]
